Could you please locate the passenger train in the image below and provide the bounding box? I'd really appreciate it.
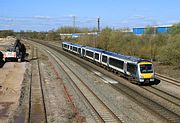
[62,41,155,84]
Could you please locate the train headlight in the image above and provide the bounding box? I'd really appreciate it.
[150,78,154,81]
[139,79,144,82]
[140,75,144,78]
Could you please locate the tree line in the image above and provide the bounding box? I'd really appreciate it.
[76,23,180,68]
[0,23,180,67]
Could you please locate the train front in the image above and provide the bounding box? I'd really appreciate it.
[138,61,155,83]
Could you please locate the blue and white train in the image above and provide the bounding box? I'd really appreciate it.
[62,41,155,84]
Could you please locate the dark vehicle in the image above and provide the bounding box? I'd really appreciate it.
[0,51,5,68]
[4,39,27,62]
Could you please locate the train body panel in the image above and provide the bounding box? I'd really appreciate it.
[94,52,101,63]
[62,42,72,50]
[125,61,138,79]
[83,47,104,63]
[71,43,82,55]
[84,48,94,60]
[94,50,104,63]
[101,53,109,66]
[106,54,125,73]
[137,61,154,83]
[62,41,155,84]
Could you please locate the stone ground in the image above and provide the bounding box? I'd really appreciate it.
[0,37,27,123]
[0,37,179,123]
[0,37,78,123]
[0,62,27,123]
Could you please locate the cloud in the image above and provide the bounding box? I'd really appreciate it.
[32,16,53,20]
[131,15,147,20]
[0,17,14,21]
[167,20,179,24]
[0,24,12,27]
[64,14,76,18]
[79,19,96,23]
[130,15,154,21]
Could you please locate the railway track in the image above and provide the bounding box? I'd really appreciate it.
[111,83,180,123]
[156,73,180,87]
[28,47,47,123]
[28,39,180,87]
[28,39,180,123]
[45,49,123,123]
[142,86,180,106]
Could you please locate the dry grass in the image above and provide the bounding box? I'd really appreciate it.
[154,62,180,80]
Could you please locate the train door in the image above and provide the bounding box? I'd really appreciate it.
[78,48,81,56]
[82,48,85,57]
[124,61,127,74]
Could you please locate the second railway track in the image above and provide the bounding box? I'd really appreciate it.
[45,48,123,123]
[28,47,47,123]
[27,39,180,123]
[156,73,180,87]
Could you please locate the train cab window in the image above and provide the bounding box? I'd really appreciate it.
[86,50,93,58]
[127,63,137,75]
[102,55,107,63]
[140,64,153,73]
[63,44,67,48]
[109,58,124,69]
[95,53,99,60]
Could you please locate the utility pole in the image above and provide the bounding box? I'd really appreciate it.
[73,16,75,33]
[94,17,100,48]
[97,17,100,33]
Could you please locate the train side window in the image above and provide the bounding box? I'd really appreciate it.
[70,46,72,50]
[109,58,124,69]
[73,47,77,51]
[127,63,137,75]
[86,50,93,58]
[95,53,99,60]
[102,55,107,63]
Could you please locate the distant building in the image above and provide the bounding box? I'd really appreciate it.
[133,25,172,35]
[60,34,72,40]
[133,28,145,35]
[72,33,80,38]
[60,32,98,40]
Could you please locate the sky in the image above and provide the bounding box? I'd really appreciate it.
[1,0,180,31]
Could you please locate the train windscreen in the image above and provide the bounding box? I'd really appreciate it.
[140,64,153,73]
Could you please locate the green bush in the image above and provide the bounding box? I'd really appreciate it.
[159,38,180,67]
[13,24,180,68]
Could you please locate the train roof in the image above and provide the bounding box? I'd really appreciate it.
[62,41,73,44]
[84,46,105,52]
[63,42,84,47]
[102,51,148,63]
[63,42,151,63]
[71,43,83,47]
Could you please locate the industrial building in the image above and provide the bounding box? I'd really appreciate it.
[60,32,98,40]
[133,25,172,35]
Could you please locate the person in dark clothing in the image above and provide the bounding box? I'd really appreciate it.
[0,51,5,68]
[14,39,26,61]
[21,43,26,61]
[14,39,22,50]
